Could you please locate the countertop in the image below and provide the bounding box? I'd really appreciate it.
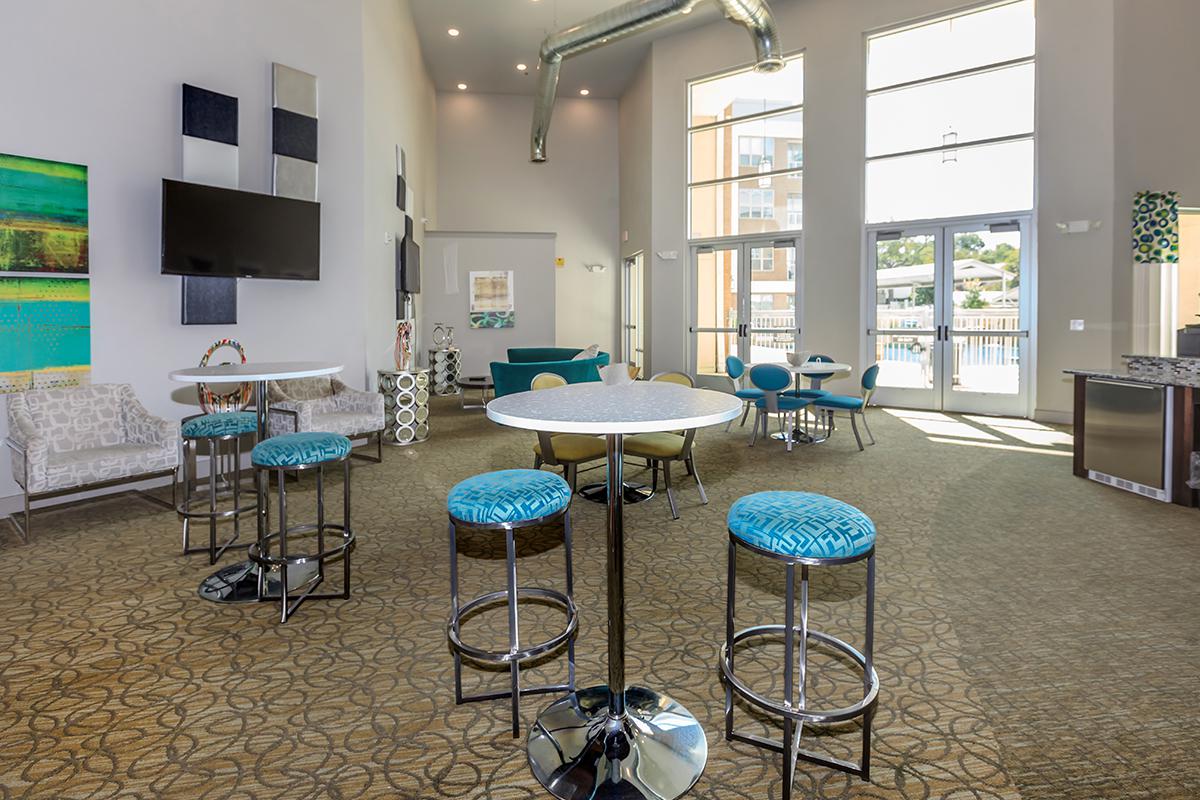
[1065,366,1200,388]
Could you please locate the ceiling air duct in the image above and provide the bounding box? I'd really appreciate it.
[531,0,785,162]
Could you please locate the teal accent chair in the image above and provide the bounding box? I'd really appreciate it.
[490,347,610,398]
[748,364,812,453]
[813,364,880,451]
[724,355,764,432]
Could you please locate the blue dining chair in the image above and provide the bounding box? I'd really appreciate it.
[783,354,833,438]
[748,364,812,453]
[724,355,763,432]
[812,364,880,451]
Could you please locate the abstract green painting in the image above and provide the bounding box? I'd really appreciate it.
[0,153,89,273]
[0,277,91,393]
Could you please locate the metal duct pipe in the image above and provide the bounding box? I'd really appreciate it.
[531,0,784,162]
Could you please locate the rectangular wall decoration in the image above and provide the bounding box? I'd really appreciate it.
[272,64,318,201]
[469,270,515,329]
[0,153,88,274]
[181,83,239,325]
[0,276,91,393]
[0,152,91,392]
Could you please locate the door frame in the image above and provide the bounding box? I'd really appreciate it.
[621,251,645,370]
[687,233,804,377]
[863,211,1037,416]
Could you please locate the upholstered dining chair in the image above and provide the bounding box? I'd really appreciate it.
[529,373,606,492]
[649,371,694,387]
[749,364,812,453]
[623,427,705,520]
[724,355,763,432]
[812,364,880,451]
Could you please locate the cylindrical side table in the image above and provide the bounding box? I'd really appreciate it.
[378,368,430,446]
[429,348,462,397]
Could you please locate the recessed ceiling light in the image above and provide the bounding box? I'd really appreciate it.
[447,27,460,36]
[579,88,590,96]
[457,82,468,90]
[516,63,528,71]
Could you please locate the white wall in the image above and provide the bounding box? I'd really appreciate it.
[0,0,434,506]
[421,232,557,375]
[435,92,620,356]
[619,54,655,372]
[624,0,1130,419]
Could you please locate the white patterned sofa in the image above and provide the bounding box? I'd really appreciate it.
[5,384,179,541]
[266,377,384,462]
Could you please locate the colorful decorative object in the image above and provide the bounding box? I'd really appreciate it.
[394,320,413,370]
[0,277,91,393]
[468,270,515,329]
[0,153,88,274]
[197,338,252,413]
[1132,190,1180,264]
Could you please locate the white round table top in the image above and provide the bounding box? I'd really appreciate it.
[754,361,853,375]
[487,381,743,435]
[169,361,343,383]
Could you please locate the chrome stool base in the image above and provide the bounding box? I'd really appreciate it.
[176,432,256,565]
[449,509,576,738]
[198,559,321,603]
[527,685,708,800]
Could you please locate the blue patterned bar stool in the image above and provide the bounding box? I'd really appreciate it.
[447,469,577,738]
[248,432,356,623]
[175,411,258,564]
[720,491,879,797]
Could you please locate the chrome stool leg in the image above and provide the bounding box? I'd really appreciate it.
[177,433,255,565]
[447,508,578,738]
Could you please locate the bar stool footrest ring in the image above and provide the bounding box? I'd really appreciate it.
[448,586,578,664]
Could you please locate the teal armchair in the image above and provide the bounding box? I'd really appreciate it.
[490,347,610,397]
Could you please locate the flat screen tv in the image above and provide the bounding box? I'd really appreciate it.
[398,235,420,293]
[161,179,320,280]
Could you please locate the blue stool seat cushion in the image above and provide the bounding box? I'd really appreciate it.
[814,394,865,410]
[181,411,258,439]
[448,469,571,525]
[735,388,765,400]
[252,432,352,467]
[754,395,810,411]
[727,491,876,560]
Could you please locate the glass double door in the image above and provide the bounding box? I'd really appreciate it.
[867,218,1031,415]
[691,237,800,376]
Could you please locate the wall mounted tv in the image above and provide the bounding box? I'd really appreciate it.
[161,179,320,281]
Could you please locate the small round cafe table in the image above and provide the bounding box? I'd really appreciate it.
[752,361,853,444]
[487,381,742,800]
[169,360,343,603]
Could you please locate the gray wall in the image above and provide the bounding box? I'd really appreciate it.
[420,231,557,376]
[435,92,620,356]
[0,0,435,507]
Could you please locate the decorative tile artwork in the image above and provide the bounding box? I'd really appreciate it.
[0,276,91,393]
[272,63,318,201]
[0,153,91,392]
[469,270,515,329]
[0,153,88,274]
[1132,190,1180,264]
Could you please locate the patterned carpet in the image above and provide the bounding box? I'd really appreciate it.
[1,398,1198,799]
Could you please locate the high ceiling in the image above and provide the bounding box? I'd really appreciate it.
[409,0,728,98]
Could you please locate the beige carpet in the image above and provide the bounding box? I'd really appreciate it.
[1,398,1197,799]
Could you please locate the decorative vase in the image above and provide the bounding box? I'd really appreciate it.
[394,320,413,370]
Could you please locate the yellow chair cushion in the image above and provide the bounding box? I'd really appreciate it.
[534,434,607,462]
[624,432,685,459]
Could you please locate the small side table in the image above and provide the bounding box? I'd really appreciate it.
[429,348,462,397]
[378,368,430,446]
[458,375,493,410]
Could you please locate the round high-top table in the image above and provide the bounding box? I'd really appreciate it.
[169,360,343,603]
[487,382,742,800]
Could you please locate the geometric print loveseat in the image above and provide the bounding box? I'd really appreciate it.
[5,383,179,541]
[266,376,384,463]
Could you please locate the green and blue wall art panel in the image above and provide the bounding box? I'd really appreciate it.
[0,152,91,393]
[1133,190,1180,264]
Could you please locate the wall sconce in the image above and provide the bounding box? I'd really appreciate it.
[582,262,608,273]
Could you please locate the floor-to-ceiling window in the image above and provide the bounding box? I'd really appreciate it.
[865,0,1035,416]
[688,55,804,376]
[622,252,645,371]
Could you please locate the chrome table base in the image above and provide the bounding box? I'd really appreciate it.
[577,481,654,505]
[198,560,320,603]
[528,685,707,800]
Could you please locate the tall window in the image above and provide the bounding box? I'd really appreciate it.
[751,248,774,272]
[688,56,804,239]
[786,193,802,228]
[865,0,1035,223]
